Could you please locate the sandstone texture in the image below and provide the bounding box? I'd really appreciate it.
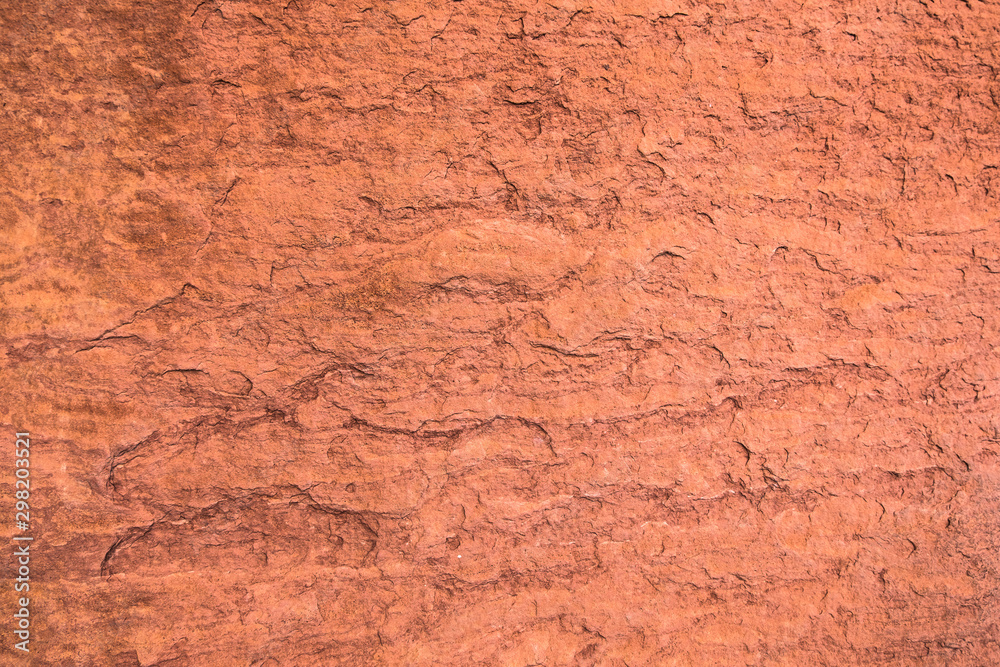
[2,0,1000,664]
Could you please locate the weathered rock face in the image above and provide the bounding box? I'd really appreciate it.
[2,0,1000,664]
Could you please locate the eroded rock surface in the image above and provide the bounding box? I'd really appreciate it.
[2,0,1000,664]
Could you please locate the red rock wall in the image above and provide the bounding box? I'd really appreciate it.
[2,0,1000,664]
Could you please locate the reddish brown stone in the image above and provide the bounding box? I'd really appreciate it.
[2,0,999,664]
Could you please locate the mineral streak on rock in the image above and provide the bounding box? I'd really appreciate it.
[2,0,999,664]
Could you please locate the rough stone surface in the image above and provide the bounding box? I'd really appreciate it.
[2,0,1000,664]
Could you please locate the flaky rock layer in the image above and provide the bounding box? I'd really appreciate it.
[2,0,999,664]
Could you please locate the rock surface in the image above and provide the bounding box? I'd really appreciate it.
[2,0,1000,664]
